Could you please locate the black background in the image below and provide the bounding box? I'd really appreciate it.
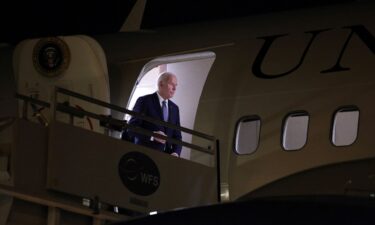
[1,0,356,45]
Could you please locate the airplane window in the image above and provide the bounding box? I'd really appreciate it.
[331,106,359,146]
[282,112,309,151]
[234,116,261,155]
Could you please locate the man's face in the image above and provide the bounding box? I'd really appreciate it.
[160,75,177,99]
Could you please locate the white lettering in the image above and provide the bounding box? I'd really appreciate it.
[153,176,159,187]
[140,173,159,187]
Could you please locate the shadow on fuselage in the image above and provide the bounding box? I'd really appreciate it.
[111,195,375,225]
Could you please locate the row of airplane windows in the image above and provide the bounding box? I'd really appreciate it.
[234,106,359,155]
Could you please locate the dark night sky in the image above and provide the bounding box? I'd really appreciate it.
[1,0,356,45]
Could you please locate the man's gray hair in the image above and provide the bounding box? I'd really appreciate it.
[158,72,176,86]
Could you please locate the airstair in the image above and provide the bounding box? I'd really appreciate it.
[0,87,220,225]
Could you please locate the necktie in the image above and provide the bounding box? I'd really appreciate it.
[162,100,168,122]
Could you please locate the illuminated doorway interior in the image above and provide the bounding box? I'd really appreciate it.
[126,52,216,159]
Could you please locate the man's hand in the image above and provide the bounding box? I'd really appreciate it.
[170,152,179,157]
[152,131,166,144]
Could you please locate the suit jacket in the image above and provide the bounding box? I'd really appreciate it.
[125,92,182,155]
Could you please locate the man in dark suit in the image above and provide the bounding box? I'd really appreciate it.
[125,72,182,157]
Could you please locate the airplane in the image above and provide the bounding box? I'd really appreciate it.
[0,0,374,225]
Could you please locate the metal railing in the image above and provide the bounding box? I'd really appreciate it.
[53,87,217,155]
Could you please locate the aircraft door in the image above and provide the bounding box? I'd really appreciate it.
[126,52,216,159]
[13,35,110,133]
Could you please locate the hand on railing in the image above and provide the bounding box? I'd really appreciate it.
[152,131,167,144]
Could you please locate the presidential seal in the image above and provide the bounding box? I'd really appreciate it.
[33,37,70,77]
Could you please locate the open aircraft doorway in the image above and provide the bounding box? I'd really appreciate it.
[126,52,216,160]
